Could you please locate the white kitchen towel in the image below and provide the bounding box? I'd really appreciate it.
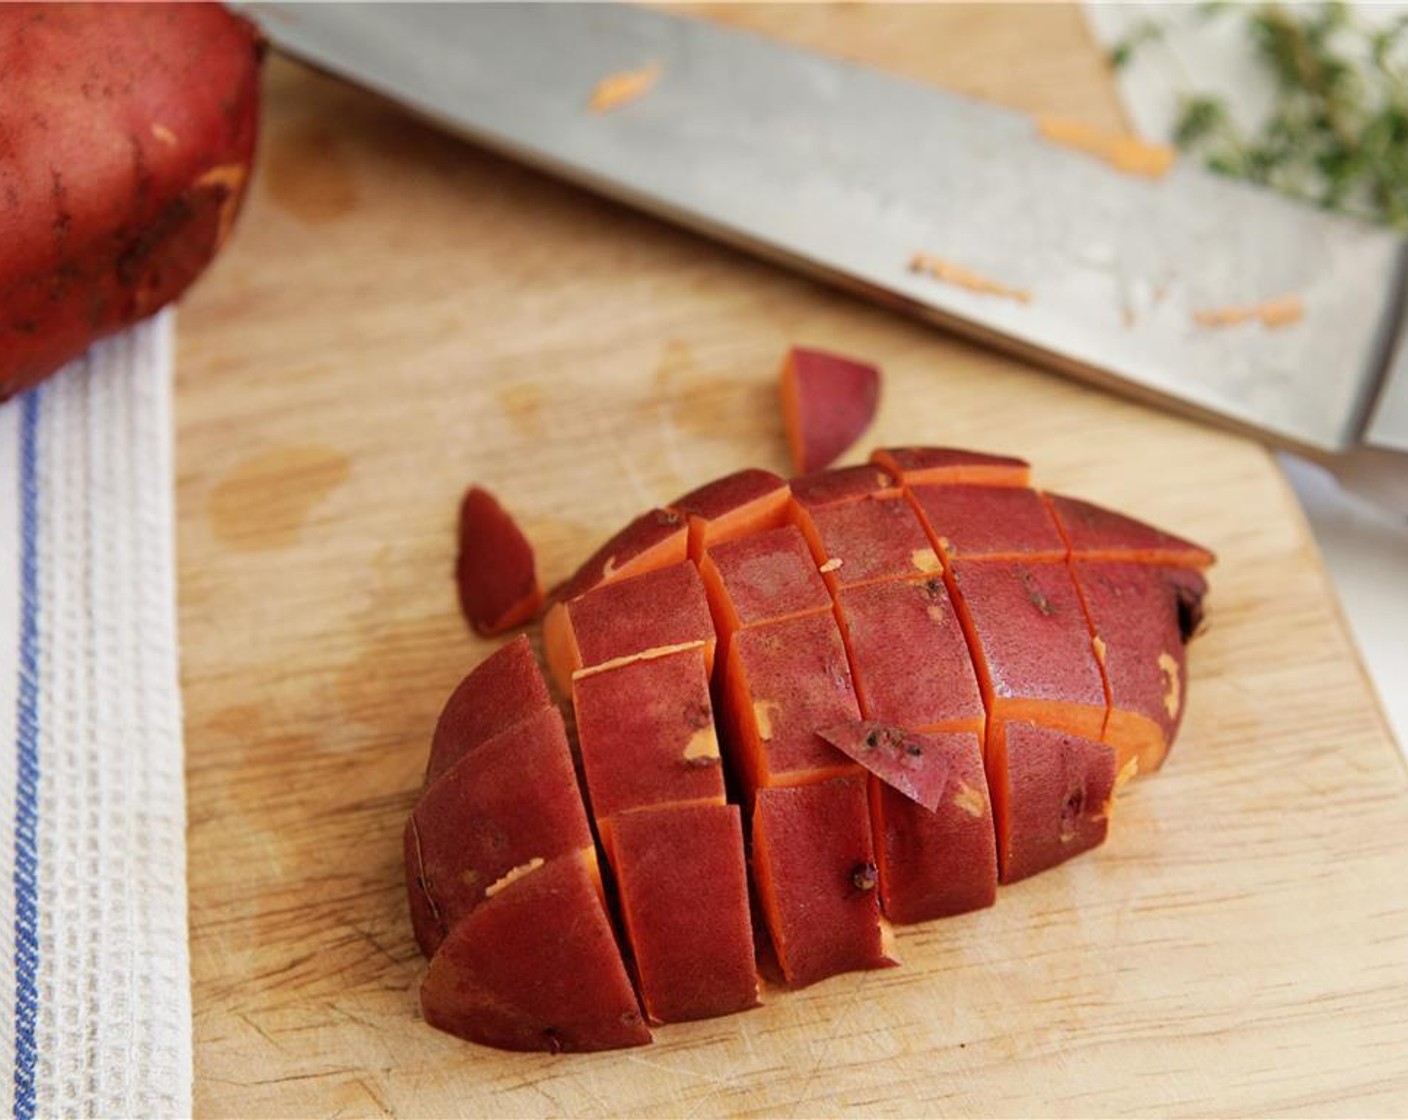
[0,312,190,1118]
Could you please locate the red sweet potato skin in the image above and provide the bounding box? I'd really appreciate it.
[0,3,263,399]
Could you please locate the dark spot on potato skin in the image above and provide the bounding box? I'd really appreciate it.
[851,862,879,893]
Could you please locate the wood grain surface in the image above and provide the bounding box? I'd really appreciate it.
[176,6,1408,1116]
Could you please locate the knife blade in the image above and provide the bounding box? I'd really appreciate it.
[249,1,1408,476]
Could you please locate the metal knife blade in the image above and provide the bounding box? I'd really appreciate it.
[250,1,1408,463]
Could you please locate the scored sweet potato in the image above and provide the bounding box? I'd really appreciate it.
[1,3,263,399]
[411,444,1213,1053]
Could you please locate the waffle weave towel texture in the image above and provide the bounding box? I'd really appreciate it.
[0,312,190,1118]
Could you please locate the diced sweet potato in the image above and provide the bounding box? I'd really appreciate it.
[720,613,863,792]
[796,496,940,589]
[949,561,1107,742]
[550,508,688,604]
[751,776,895,988]
[871,447,1030,487]
[420,851,650,1053]
[699,525,831,636]
[909,485,1065,563]
[867,729,998,923]
[406,706,594,957]
[834,577,985,735]
[988,721,1116,883]
[817,721,951,811]
[611,803,759,1024]
[669,468,791,555]
[425,635,553,782]
[789,464,898,510]
[544,561,714,693]
[1045,493,1214,568]
[573,646,725,849]
[779,347,881,474]
[1074,562,1207,775]
[455,486,544,636]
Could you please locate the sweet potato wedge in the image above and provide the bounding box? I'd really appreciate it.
[780,347,881,474]
[455,486,544,636]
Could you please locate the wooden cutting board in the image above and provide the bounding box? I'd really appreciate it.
[176,6,1408,1116]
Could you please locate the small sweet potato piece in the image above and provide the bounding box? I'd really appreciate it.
[988,721,1116,883]
[573,646,725,851]
[751,776,895,988]
[720,613,863,793]
[699,524,831,635]
[425,635,553,783]
[550,508,688,604]
[406,706,594,957]
[909,485,1065,563]
[420,851,650,1053]
[455,486,544,636]
[779,347,881,474]
[1074,562,1207,775]
[788,464,898,510]
[867,730,998,923]
[0,3,263,400]
[669,468,791,556]
[796,495,939,589]
[611,803,759,1024]
[817,721,951,811]
[871,447,1030,487]
[949,561,1107,742]
[545,561,714,692]
[834,577,985,736]
[1045,493,1214,568]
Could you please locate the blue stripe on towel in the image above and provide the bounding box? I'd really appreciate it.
[12,390,42,1120]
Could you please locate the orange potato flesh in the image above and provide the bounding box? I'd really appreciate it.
[455,486,544,637]
[699,524,832,636]
[909,484,1066,563]
[611,803,759,1024]
[420,851,650,1053]
[795,495,940,590]
[573,645,726,848]
[406,706,594,958]
[720,613,864,794]
[867,730,998,923]
[834,576,986,736]
[779,347,882,474]
[751,776,895,988]
[789,464,898,510]
[669,468,792,556]
[871,447,1030,488]
[1045,493,1215,568]
[545,561,715,694]
[425,635,553,783]
[988,721,1116,883]
[550,508,688,604]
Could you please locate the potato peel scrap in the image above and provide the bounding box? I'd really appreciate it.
[909,253,1032,304]
[1193,294,1304,330]
[589,63,661,113]
[1037,115,1176,179]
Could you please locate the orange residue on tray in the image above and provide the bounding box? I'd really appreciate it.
[1193,294,1304,330]
[589,63,661,113]
[909,252,1032,304]
[1037,115,1177,180]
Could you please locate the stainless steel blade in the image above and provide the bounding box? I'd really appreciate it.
[251,1,1408,456]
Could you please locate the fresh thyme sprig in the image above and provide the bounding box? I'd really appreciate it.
[1111,2,1408,230]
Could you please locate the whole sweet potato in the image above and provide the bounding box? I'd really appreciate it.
[0,3,263,400]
